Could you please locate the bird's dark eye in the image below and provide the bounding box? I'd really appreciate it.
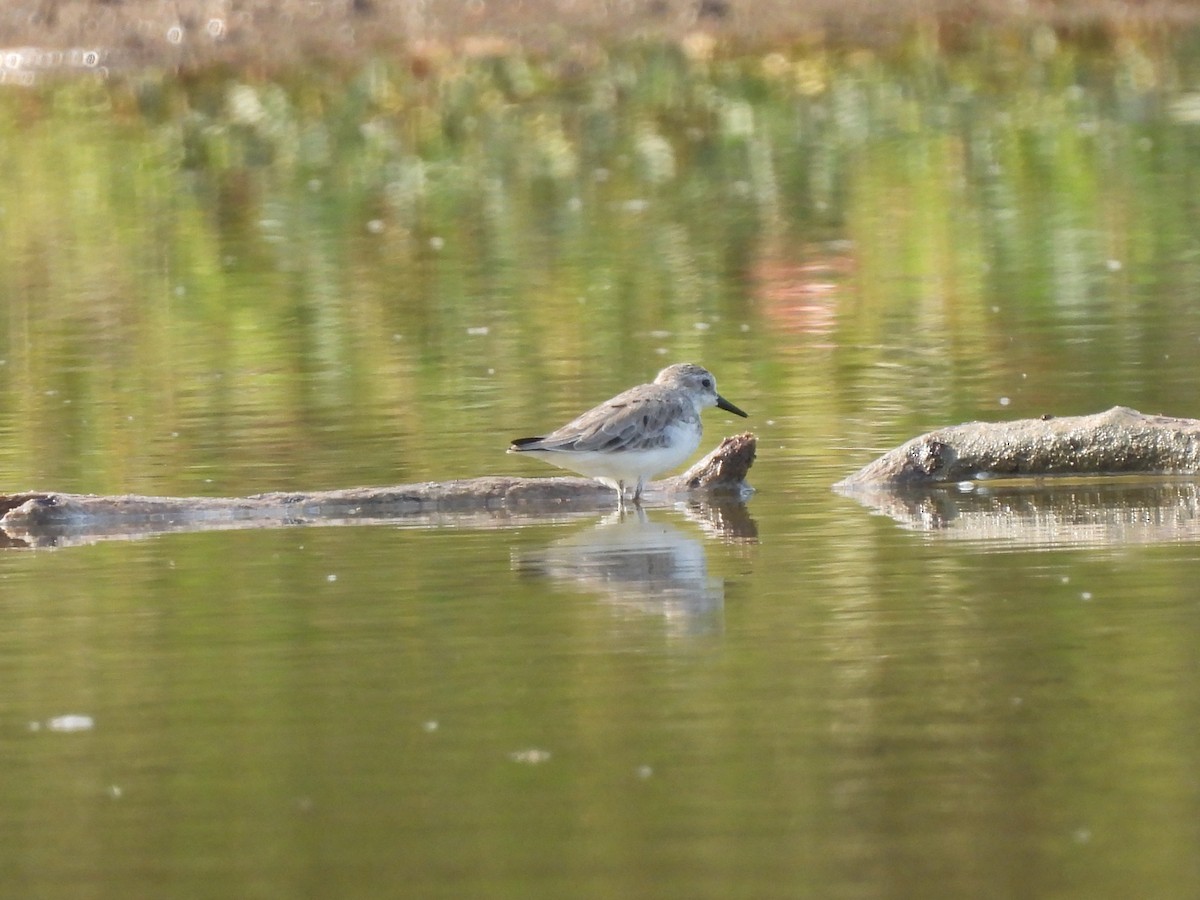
[702,378,712,388]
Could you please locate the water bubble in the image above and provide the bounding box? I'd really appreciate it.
[47,714,95,732]
[206,18,226,38]
[365,219,385,234]
[509,748,551,765]
[428,235,445,251]
[166,26,185,44]
[998,396,1011,406]
[81,50,100,67]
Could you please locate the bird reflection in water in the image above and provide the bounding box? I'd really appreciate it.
[514,502,755,637]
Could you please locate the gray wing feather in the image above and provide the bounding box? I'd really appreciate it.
[521,385,692,453]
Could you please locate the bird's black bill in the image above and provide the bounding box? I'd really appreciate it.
[716,395,749,418]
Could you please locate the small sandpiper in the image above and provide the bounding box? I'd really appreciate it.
[508,363,748,505]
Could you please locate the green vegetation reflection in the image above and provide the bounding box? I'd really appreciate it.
[2,31,1200,491]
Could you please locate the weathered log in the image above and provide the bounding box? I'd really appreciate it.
[0,433,756,546]
[836,407,1200,487]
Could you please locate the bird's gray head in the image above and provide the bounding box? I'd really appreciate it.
[654,363,748,418]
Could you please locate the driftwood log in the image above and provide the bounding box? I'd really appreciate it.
[835,407,1200,546]
[837,407,1200,487]
[0,433,756,547]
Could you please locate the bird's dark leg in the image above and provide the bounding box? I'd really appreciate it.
[632,477,645,506]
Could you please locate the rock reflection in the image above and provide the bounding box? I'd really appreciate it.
[836,479,1200,547]
[515,504,754,636]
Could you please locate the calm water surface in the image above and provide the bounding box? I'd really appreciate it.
[4,497,1198,898]
[3,35,1200,898]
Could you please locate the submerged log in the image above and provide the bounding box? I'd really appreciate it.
[837,407,1200,487]
[0,433,756,544]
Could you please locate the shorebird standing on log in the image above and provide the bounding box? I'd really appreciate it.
[508,363,748,506]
